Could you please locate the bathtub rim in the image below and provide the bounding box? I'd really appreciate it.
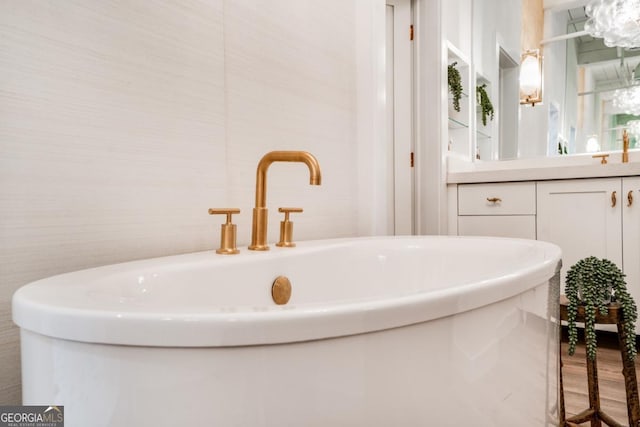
[12,235,562,347]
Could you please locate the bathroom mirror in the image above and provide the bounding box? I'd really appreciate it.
[559,5,640,154]
[494,3,640,160]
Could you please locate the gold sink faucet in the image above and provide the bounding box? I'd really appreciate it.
[249,151,322,251]
[623,129,629,163]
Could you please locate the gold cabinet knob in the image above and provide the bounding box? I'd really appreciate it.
[611,191,617,208]
[486,197,502,204]
[592,154,609,164]
[208,208,241,255]
[629,190,634,207]
[276,207,303,247]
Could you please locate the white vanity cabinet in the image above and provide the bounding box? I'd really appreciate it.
[457,182,536,239]
[454,175,640,332]
[537,178,623,283]
[537,177,640,332]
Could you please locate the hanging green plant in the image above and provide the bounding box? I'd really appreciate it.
[565,256,637,361]
[476,84,494,126]
[448,62,463,112]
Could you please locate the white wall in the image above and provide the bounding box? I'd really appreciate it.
[0,0,382,404]
[416,0,446,235]
[474,0,522,77]
[442,0,472,57]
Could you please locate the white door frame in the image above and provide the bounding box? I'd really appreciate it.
[386,0,414,235]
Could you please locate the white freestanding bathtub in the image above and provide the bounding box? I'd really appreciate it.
[13,236,561,426]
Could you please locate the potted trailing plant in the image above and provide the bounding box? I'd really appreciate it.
[448,62,463,112]
[565,256,638,361]
[476,83,494,126]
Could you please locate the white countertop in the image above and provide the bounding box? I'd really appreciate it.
[447,151,640,183]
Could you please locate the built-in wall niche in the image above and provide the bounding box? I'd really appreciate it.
[475,73,494,161]
[447,43,472,160]
[446,42,502,163]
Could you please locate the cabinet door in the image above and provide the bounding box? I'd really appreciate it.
[623,177,640,332]
[537,178,623,288]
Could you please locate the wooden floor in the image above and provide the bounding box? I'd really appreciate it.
[561,333,639,425]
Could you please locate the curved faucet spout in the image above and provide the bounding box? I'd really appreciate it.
[254,151,322,207]
[249,151,322,251]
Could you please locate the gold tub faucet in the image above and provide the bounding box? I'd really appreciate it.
[249,151,322,251]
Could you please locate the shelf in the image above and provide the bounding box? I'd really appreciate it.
[476,75,490,87]
[476,129,492,140]
[448,117,469,129]
[449,92,469,100]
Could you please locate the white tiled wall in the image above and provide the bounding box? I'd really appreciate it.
[0,0,379,404]
[224,0,359,244]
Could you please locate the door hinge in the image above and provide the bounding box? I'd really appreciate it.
[409,25,414,41]
[410,152,414,167]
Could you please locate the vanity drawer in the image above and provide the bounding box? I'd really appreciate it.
[458,182,536,215]
[458,216,536,239]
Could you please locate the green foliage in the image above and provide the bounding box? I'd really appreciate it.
[565,256,637,361]
[448,62,463,112]
[476,84,494,126]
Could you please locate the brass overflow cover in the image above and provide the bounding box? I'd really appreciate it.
[272,276,292,305]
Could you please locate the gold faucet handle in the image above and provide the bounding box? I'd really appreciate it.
[276,207,303,247]
[278,207,303,220]
[592,154,609,164]
[208,208,240,222]
[208,208,241,255]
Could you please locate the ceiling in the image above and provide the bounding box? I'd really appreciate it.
[565,6,640,92]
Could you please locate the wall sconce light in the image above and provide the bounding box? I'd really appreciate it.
[519,49,543,106]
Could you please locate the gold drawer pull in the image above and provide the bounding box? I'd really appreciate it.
[629,190,634,207]
[486,197,502,203]
[611,191,617,208]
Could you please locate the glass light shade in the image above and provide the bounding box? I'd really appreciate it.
[520,56,541,94]
[629,120,640,137]
[520,50,542,105]
[613,86,640,114]
[584,0,640,48]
